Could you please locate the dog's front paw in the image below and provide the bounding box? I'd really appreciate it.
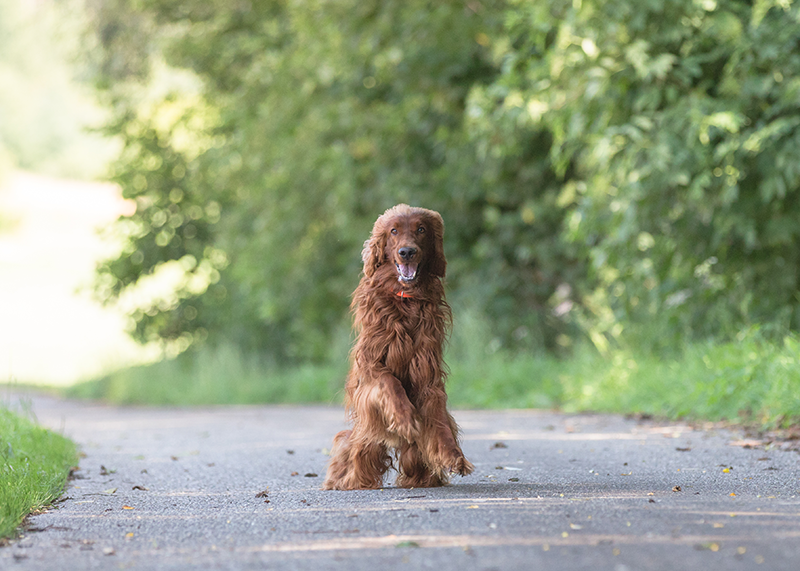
[448,455,474,477]
[387,407,420,442]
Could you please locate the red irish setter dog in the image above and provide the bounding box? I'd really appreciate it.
[323,204,473,490]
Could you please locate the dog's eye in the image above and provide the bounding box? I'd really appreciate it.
[391,228,398,235]
[417,226,425,234]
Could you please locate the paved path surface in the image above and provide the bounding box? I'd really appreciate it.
[2,392,800,570]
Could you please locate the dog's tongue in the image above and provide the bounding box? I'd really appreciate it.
[398,263,417,280]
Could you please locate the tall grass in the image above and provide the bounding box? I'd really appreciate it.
[0,406,78,539]
[66,344,348,406]
[68,323,800,430]
[556,327,800,428]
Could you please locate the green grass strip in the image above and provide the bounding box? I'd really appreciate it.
[67,328,800,430]
[0,407,78,539]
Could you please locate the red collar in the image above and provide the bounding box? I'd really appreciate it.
[396,290,413,299]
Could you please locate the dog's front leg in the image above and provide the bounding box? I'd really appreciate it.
[361,369,420,442]
[418,393,474,479]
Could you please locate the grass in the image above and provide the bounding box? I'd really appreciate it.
[66,327,800,430]
[66,344,348,406]
[0,405,78,539]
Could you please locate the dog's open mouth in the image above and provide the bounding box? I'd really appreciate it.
[395,263,418,283]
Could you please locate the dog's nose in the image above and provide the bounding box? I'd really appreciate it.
[398,247,417,261]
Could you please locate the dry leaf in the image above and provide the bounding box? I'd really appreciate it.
[122,505,134,510]
[672,486,682,492]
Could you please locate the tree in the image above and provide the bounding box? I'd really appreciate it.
[90,0,800,360]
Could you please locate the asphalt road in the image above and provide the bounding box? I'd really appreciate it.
[2,392,799,570]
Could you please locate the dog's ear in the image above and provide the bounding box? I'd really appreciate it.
[361,218,388,277]
[426,210,447,278]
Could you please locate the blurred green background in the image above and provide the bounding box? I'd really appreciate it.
[3,0,800,426]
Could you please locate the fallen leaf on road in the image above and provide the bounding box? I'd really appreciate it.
[102,547,115,556]
[122,505,134,510]
[729,440,762,448]
[125,532,134,539]
[508,478,519,482]
[569,524,582,530]
[396,541,420,548]
[103,488,117,495]
[675,447,691,452]
[672,486,682,492]
[287,450,295,455]
[291,471,299,476]
[99,465,115,476]
[491,442,508,449]
[171,456,179,461]
[466,505,479,509]
[132,485,147,491]
[304,473,318,478]
[255,489,269,499]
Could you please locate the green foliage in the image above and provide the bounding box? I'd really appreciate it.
[489,0,800,350]
[86,0,800,363]
[88,0,578,360]
[0,406,78,539]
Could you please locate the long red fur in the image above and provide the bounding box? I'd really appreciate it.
[323,204,473,490]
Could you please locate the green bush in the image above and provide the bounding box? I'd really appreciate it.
[84,0,800,363]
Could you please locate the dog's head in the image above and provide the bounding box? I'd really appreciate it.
[361,204,446,284]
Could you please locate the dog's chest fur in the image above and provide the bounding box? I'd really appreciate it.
[380,297,442,395]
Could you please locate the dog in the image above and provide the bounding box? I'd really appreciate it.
[322,204,473,490]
